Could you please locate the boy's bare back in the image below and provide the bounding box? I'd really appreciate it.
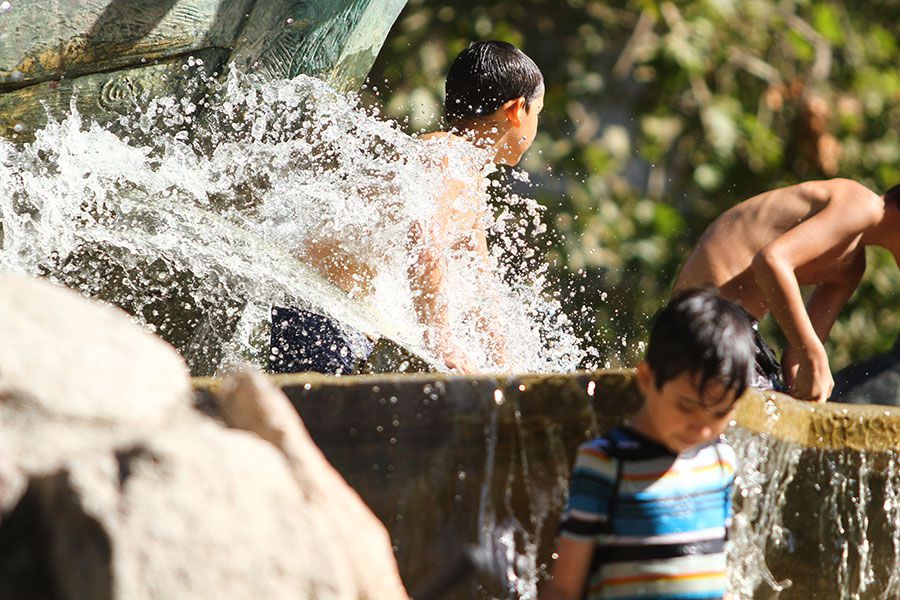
[674,179,880,320]
[303,132,484,300]
[673,178,898,402]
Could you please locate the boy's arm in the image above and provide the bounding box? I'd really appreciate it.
[751,180,881,402]
[407,216,476,374]
[781,254,865,387]
[541,536,594,600]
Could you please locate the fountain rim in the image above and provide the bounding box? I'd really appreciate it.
[193,369,900,453]
[192,368,637,391]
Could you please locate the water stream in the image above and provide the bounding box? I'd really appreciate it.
[727,415,900,600]
[0,66,586,375]
[3,64,900,599]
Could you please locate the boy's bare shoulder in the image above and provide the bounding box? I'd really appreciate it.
[801,178,882,212]
[418,130,464,144]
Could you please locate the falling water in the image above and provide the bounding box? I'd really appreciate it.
[728,407,900,600]
[727,424,802,597]
[0,65,586,375]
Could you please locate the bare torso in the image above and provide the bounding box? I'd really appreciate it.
[672,181,869,320]
[302,131,486,299]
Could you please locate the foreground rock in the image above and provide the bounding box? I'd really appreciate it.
[0,274,408,599]
[28,425,356,599]
[217,371,408,600]
[0,274,193,509]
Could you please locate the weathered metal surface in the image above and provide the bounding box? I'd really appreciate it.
[0,0,250,91]
[195,371,900,599]
[230,0,407,91]
[0,0,407,139]
[0,50,227,138]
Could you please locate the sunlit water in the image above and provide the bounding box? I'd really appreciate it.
[727,411,900,600]
[0,66,588,375]
[3,64,899,600]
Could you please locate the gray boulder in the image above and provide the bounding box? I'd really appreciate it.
[24,424,354,600]
[217,370,408,600]
[0,274,193,491]
[0,275,408,599]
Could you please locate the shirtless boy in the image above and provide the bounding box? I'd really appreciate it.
[269,41,545,374]
[673,179,900,402]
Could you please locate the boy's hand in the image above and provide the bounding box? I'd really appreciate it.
[786,344,833,402]
[441,343,478,374]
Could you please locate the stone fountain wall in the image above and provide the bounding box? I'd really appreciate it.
[196,372,900,599]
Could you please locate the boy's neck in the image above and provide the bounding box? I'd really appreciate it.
[626,410,678,453]
[452,122,510,164]
[861,219,900,258]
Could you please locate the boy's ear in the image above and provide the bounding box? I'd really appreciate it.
[636,361,653,395]
[501,97,527,127]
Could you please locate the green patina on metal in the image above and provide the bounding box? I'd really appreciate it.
[195,370,900,598]
[0,0,407,139]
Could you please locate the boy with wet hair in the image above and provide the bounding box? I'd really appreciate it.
[673,179,900,402]
[444,40,545,130]
[409,40,545,372]
[543,288,754,600]
[271,40,545,374]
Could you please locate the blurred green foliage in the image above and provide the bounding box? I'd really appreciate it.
[367,0,900,369]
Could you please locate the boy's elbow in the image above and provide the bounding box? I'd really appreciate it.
[751,246,780,275]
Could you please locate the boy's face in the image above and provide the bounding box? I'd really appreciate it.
[634,362,740,453]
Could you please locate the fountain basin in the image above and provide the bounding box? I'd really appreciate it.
[197,371,900,599]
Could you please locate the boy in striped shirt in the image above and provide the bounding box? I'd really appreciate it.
[543,288,755,600]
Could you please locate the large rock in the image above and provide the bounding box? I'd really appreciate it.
[0,274,193,494]
[16,424,355,600]
[0,274,191,424]
[0,276,410,599]
[216,370,408,600]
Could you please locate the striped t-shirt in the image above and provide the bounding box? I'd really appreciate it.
[558,426,736,600]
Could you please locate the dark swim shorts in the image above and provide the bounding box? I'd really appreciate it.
[268,306,374,375]
[751,325,785,392]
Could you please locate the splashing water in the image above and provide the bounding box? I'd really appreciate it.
[728,419,900,600]
[727,425,801,597]
[0,66,586,375]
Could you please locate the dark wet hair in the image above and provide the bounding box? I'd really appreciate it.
[885,183,900,208]
[645,288,755,405]
[444,41,544,126]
